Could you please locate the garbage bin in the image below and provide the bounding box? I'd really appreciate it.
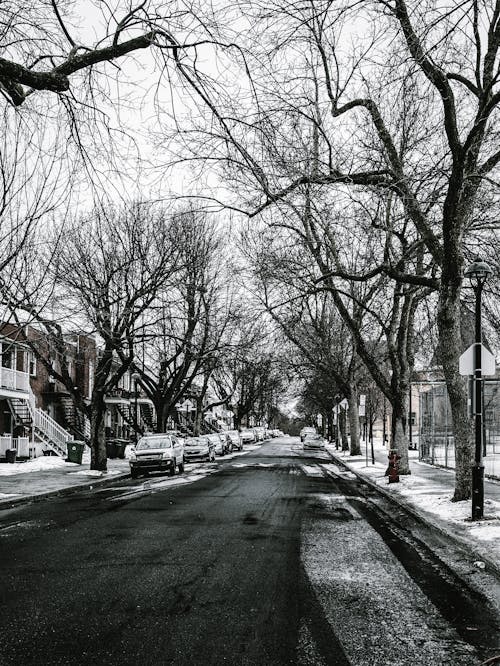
[66,440,85,464]
[5,448,16,463]
[106,440,118,459]
[114,439,128,459]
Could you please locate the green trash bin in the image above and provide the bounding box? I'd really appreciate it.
[67,440,85,464]
[5,448,16,463]
[114,439,128,459]
[106,440,118,459]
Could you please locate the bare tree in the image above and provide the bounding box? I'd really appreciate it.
[131,209,233,434]
[0,1,227,107]
[168,0,500,498]
[4,200,180,470]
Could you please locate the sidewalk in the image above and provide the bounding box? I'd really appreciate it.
[326,440,500,576]
[0,451,130,508]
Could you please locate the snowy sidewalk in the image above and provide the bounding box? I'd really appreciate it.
[0,452,130,508]
[326,441,500,575]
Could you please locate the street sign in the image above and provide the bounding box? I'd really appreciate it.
[359,394,366,405]
[339,399,348,408]
[459,343,496,376]
[359,405,366,416]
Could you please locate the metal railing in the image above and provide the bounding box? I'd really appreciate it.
[27,388,71,455]
[33,409,71,455]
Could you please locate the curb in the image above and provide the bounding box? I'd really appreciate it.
[0,471,130,511]
[325,448,500,579]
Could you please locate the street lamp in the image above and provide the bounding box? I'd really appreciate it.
[464,257,493,520]
[131,371,140,443]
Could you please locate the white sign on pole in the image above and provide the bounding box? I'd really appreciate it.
[359,405,366,416]
[340,399,348,408]
[459,343,496,376]
[359,394,366,405]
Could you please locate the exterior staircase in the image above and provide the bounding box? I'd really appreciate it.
[139,402,157,431]
[117,403,143,436]
[202,419,221,435]
[9,392,72,457]
[9,397,32,428]
[177,412,195,436]
[59,395,90,444]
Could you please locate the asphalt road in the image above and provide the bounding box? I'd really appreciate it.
[0,437,499,666]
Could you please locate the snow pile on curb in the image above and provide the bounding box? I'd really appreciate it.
[325,444,500,565]
[0,457,77,476]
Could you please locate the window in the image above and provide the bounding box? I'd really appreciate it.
[2,345,13,369]
[28,352,36,377]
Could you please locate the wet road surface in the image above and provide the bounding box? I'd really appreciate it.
[0,437,499,665]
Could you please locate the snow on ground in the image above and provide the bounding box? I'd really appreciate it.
[69,469,123,478]
[0,456,75,475]
[325,443,500,566]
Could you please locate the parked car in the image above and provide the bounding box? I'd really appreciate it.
[129,433,184,479]
[207,433,226,456]
[183,436,215,463]
[166,430,186,446]
[303,433,326,450]
[300,427,317,442]
[253,427,265,442]
[222,432,233,454]
[226,429,243,451]
[240,428,256,444]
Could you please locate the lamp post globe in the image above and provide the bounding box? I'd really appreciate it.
[465,257,492,520]
[464,257,493,288]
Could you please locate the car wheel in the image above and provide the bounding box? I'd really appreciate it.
[178,458,185,474]
[131,469,139,479]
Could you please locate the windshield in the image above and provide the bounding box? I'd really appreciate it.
[136,437,171,450]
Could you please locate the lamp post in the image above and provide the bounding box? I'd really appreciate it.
[131,372,140,443]
[464,257,493,520]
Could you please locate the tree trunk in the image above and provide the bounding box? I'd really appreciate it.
[437,286,472,500]
[340,408,349,451]
[193,397,204,435]
[152,399,167,433]
[326,412,333,442]
[387,364,412,473]
[390,393,410,474]
[89,400,107,471]
[347,392,361,455]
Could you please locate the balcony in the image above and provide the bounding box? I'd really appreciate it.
[0,366,30,396]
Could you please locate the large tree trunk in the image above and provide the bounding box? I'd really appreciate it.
[152,399,169,433]
[89,400,107,471]
[390,376,411,474]
[391,400,410,475]
[437,285,472,500]
[347,391,361,455]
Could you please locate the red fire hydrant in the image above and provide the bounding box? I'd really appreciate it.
[387,449,401,483]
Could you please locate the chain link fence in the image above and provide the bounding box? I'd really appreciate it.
[418,381,500,480]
